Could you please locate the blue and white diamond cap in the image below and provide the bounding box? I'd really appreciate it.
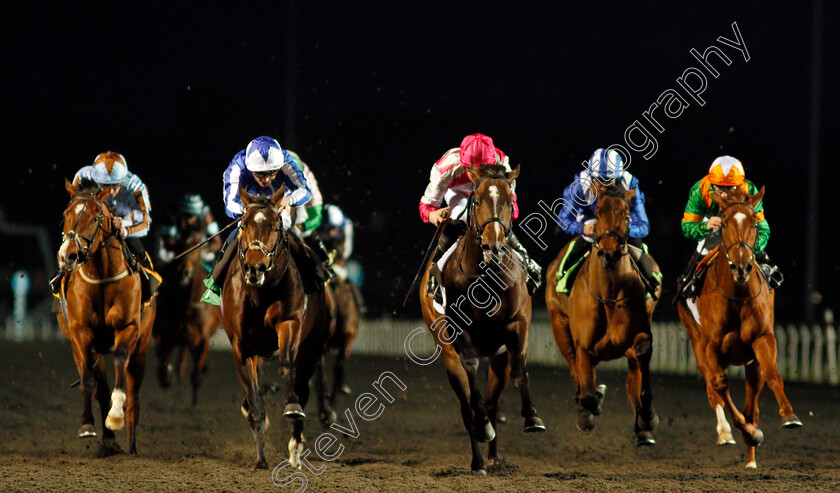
[245,136,285,172]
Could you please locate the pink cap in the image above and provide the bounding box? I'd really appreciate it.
[459,134,497,167]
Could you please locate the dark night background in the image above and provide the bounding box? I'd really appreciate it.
[1,2,837,323]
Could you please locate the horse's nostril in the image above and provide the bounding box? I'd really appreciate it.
[746,264,753,273]
[730,264,737,271]
[256,264,267,274]
[67,253,78,262]
[481,244,491,251]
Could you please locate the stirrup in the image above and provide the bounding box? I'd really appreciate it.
[426,274,438,299]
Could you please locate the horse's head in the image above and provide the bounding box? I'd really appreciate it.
[176,230,205,287]
[237,185,288,287]
[58,179,112,272]
[593,189,635,271]
[714,185,765,284]
[466,163,520,264]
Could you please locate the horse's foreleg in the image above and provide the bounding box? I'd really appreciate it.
[91,353,120,456]
[574,344,602,431]
[485,353,510,466]
[704,344,763,447]
[189,336,207,408]
[684,318,734,445]
[628,333,657,445]
[442,347,485,474]
[549,310,577,383]
[105,336,133,432]
[289,357,317,469]
[69,329,96,438]
[330,349,349,406]
[315,355,336,428]
[743,360,765,468]
[453,337,495,444]
[276,320,304,419]
[505,326,545,433]
[233,347,268,469]
[752,334,801,428]
[124,350,146,454]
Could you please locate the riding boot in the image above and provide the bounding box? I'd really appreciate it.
[306,234,337,281]
[289,232,325,294]
[425,220,466,300]
[49,271,65,294]
[674,250,704,303]
[636,251,661,295]
[507,232,542,296]
[756,250,784,289]
[126,237,160,303]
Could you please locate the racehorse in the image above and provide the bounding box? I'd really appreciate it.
[155,229,221,406]
[221,186,334,470]
[56,178,156,455]
[545,188,661,445]
[676,186,801,468]
[420,163,545,475]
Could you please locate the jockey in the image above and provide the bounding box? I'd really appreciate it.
[419,133,542,298]
[202,136,325,305]
[555,148,660,294]
[317,204,355,279]
[156,193,221,265]
[51,152,160,302]
[286,150,336,280]
[676,156,783,298]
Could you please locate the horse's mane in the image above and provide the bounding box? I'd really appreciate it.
[599,188,626,200]
[76,178,101,195]
[479,164,508,179]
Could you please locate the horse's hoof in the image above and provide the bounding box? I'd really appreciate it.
[78,424,97,438]
[523,416,546,433]
[320,410,337,428]
[105,415,125,431]
[97,439,122,458]
[745,427,764,447]
[497,412,507,424]
[240,405,249,418]
[284,403,306,419]
[637,411,659,432]
[745,461,757,469]
[474,420,496,443]
[635,432,656,446]
[576,411,596,432]
[580,394,602,415]
[471,468,487,476]
[256,459,269,470]
[717,432,736,445]
[782,414,803,428]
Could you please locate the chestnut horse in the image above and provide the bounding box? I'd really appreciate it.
[420,164,544,475]
[676,186,801,469]
[155,229,221,406]
[221,186,333,470]
[56,179,156,455]
[546,189,661,445]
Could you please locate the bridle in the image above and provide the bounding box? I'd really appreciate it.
[713,200,762,301]
[238,202,289,275]
[63,195,113,264]
[458,174,516,279]
[587,199,631,305]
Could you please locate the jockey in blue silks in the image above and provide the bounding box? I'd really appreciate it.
[201,136,326,305]
[554,148,660,294]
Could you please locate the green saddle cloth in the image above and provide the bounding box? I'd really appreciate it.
[555,239,587,293]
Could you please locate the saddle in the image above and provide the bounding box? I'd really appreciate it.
[554,239,589,294]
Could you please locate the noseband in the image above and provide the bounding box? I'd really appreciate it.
[719,201,758,267]
[238,202,289,274]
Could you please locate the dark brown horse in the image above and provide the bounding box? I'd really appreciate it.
[322,253,360,405]
[420,164,544,475]
[56,179,156,455]
[676,186,801,468]
[546,189,661,445]
[221,186,333,469]
[155,229,221,406]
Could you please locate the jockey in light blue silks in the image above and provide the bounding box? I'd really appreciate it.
[51,151,161,302]
[554,148,660,295]
[201,136,326,306]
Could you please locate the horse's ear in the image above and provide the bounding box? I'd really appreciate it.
[623,188,637,203]
[238,186,252,207]
[466,162,483,183]
[65,179,77,197]
[270,184,287,208]
[750,186,765,207]
[506,164,521,183]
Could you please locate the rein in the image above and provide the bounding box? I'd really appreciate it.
[586,202,632,305]
[64,195,130,284]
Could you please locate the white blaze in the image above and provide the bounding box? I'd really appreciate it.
[74,204,84,215]
[254,212,267,224]
[733,212,747,227]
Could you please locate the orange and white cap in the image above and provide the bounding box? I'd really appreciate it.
[708,156,745,186]
[92,152,129,184]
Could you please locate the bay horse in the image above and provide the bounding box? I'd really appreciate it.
[56,178,156,455]
[221,186,334,470]
[155,229,221,406]
[420,163,545,475]
[676,186,801,468]
[545,188,661,445]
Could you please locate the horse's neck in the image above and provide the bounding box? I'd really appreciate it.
[86,239,127,278]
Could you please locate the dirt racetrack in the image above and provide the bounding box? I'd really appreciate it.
[1,340,839,492]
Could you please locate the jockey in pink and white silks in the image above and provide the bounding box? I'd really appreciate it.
[419,133,542,298]
[201,137,326,305]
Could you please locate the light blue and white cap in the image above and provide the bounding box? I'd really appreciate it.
[588,148,624,181]
[325,204,346,227]
[245,136,285,173]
